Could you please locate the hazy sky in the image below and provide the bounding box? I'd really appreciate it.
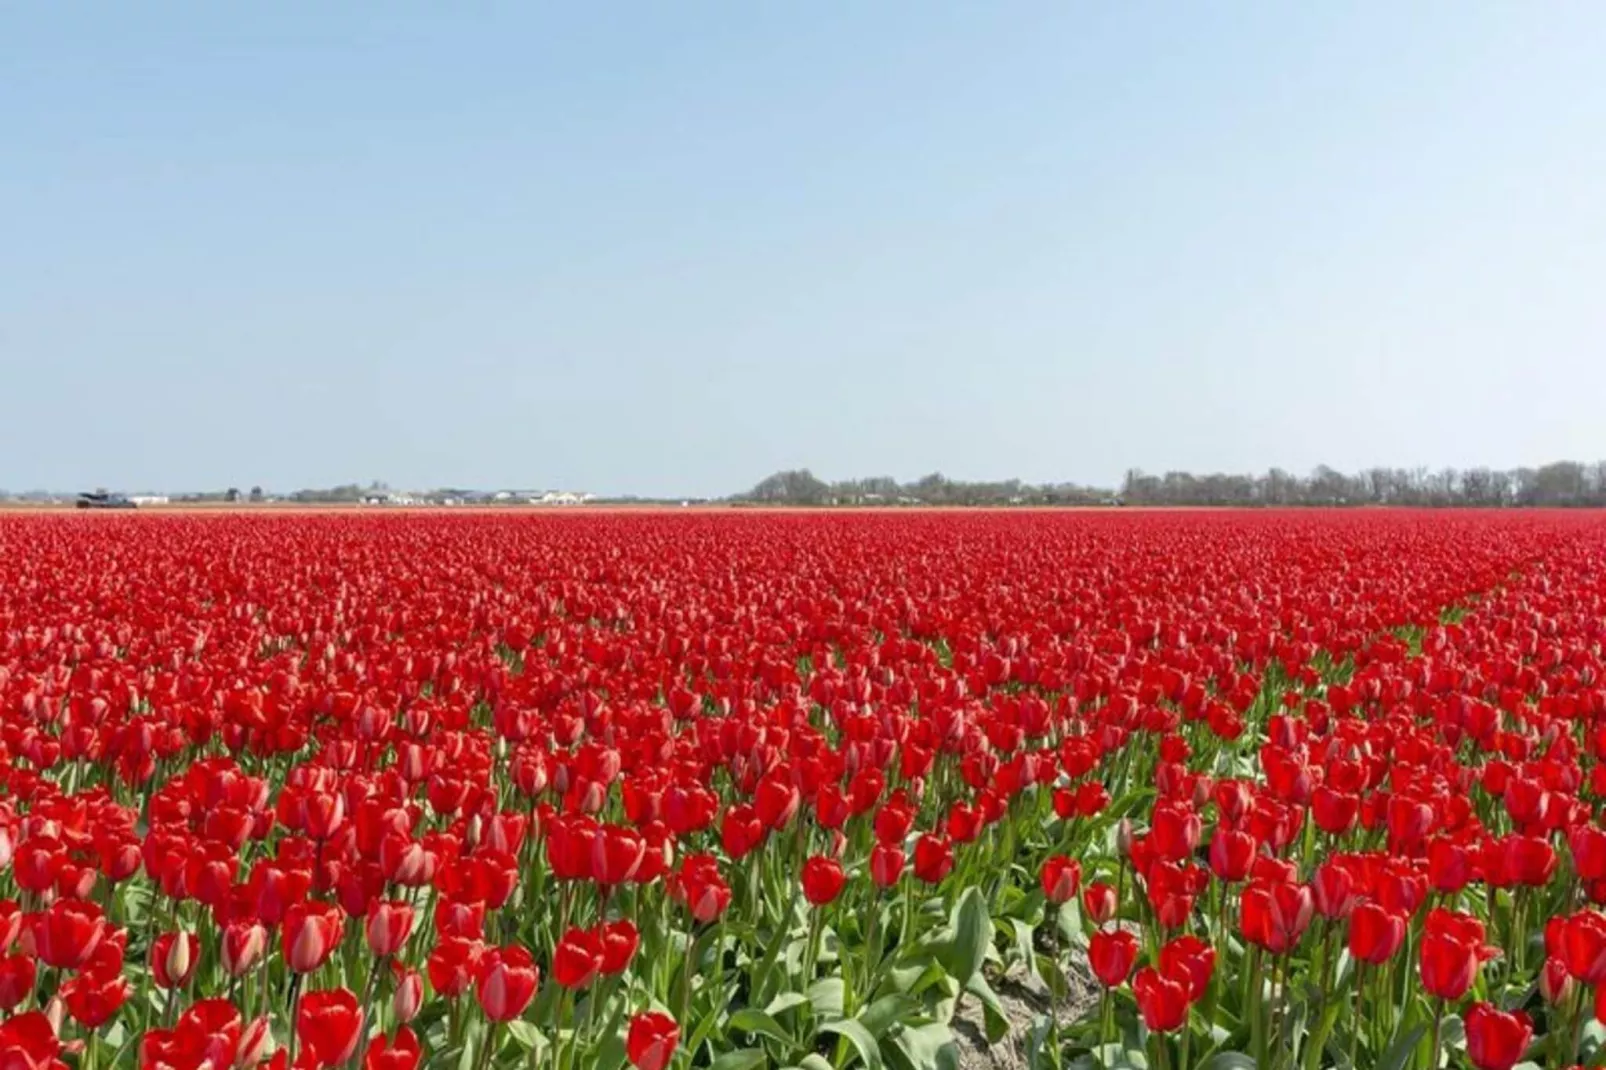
[4,4,1604,496]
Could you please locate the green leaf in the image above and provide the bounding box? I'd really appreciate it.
[938,887,992,988]
[858,994,917,1039]
[808,976,847,1021]
[799,1057,835,1070]
[1196,1055,1257,1070]
[504,1021,543,1052]
[1008,919,1044,989]
[1581,1019,1606,1060]
[766,992,810,1018]
[1025,1016,1055,1070]
[891,1022,961,1070]
[965,974,1010,1044]
[729,1008,795,1049]
[1376,1024,1426,1070]
[1439,1013,1466,1052]
[709,1050,768,1070]
[1068,1045,1147,1070]
[591,1031,628,1070]
[821,1019,884,1070]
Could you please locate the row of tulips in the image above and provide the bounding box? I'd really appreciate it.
[2,510,1606,1070]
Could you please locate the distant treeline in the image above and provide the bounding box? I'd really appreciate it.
[734,470,1113,507]
[736,461,1606,507]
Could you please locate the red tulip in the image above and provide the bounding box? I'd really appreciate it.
[1311,786,1358,836]
[34,899,108,970]
[1133,966,1189,1032]
[755,776,800,830]
[801,856,847,906]
[298,987,362,1067]
[435,898,486,940]
[366,1025,422,1070]
[0,953,36,1010]
[221,921,268,976]
[427,935,483,999]
[1570,823,1606,882]
[1311,859,1358,920]
[911,835,954,885]
[1420,908,1495,1001]
[1241,880,1313,953]
[1088,929,1139,987]
[1560,910,1606,983]
[600,919,640,975]
[60,969,130,1027]
[873,799,916,845]
[1208,828,1255,883]
[1082,882,1117,924]
[1540,956,1573,1005]
[0,1012,62,1070]
[283,901,345,973]
[870,843,905,888]
[152,931,199,989]
[593,825,647,886]
[1040,855,1081,904]
[1158,934,1215,1002]
[476,945,540,1021]
[1348,901,1407,965]
[393,963,423,1022]
[627,1011,681,1070]
[1500,834,1557,888]
[1464,1002,1533,1070]
[719,805,765,860]
[1151,802,1202,863]
[365,901,415,958]
[554,927,605,989]
[1427,839,1475,894]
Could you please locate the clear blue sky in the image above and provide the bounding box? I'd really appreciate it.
[4,4,1603,497]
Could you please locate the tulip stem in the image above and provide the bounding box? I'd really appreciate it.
[1568,982,1585,1067]
[679,924,697,1028]
[286,973,304,1067]
[1248,949,1265,1069]
[478,1021,501,1070]
[802,908,824,992]
[1098,987,1110,1070]
[1428,997,1444,1070]
[349,953,386,1070]
[1348,963,1362,1070]
[858,897,878,1016]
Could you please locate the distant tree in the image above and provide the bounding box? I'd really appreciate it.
[249,486,264,503]
[741,469,830,504]
[733,460,1606,509]
[225,487,241,503]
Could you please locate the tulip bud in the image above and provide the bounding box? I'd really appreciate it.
[222,922,267,977]
[393,966,423,1023]
[1540,956,1573,1005]
[163,931,195,988]
[237,1016,274,1069]
[1082,881,1118,925]
[1116,818,1135,860]
[45,994,66,1033]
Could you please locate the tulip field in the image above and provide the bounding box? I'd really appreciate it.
[9,509,1606,1070]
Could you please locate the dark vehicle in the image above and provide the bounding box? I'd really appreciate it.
[76,491,137,509]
